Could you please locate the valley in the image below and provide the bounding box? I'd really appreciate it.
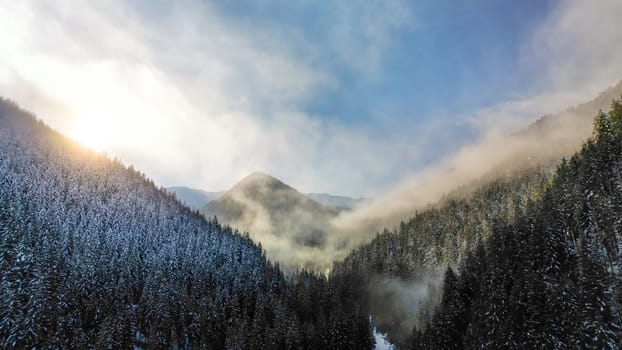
[3,1,622,348]
[3,79,622,349]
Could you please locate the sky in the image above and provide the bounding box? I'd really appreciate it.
[0,0,621,197]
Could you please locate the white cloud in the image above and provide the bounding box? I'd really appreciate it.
[522,0,622,96]
[0,0,414,196]
[329,0,413,74]
[0,0,619,203]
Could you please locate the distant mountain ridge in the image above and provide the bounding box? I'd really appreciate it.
[199,172,340,270]
[168,182,364,211]
[306,192,367,211]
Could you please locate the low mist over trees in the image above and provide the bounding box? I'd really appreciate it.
[334,166,552,346]
[333,100,622,349]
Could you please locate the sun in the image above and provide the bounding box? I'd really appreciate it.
[68,110,120,152]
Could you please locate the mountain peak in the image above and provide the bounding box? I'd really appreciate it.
[200,171,340,260]
[233,171,291,193]
[243,171,280,183]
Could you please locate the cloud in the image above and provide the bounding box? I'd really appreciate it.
[465,0,622,139]
[0,0,416,197]
[523,0,622,94]
[327,0,413,75]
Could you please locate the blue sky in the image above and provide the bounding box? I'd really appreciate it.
[208,1,552,119]
[1,0,621,196]
[172,1,550,118]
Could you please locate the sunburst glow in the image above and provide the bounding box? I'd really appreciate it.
[68,112,119,152]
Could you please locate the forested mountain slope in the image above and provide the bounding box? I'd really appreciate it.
[0,99,373,349]
[336,169,551,279]
[410,100,622,349]
[335,168,553,345]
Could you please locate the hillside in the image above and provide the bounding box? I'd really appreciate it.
[335,168,553,345]
[409,100,622,349]
[0,99,373,349]
[306,193,366,211]
[200,172,339,270]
